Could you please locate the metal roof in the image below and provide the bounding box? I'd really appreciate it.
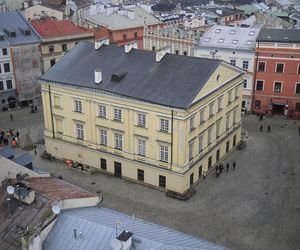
[12,153,33,167]
[257,28,300,43]
[198,25,260,51]
[0,146,15,159]
[44,206,227,250]
[0,10,40,46]
[40,42,222,109]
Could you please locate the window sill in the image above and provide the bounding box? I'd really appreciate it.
[218,108,223,112]
[74,110,83,113]
[136,124,147,129]
[113,119,123,123]
[97,116,108,119]
[159,160,169,163]
[189,127,196,132]
[158,129,169,134]
[114,147,122,150]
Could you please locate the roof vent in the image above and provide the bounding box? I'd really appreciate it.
[111,71,127,82]
[156,47,171,62]
[124,41,138,53]
[116,231,134,250]
[95,38,109,50]
[95,68,102,84]
[283,36,288,40]
[216,9,223,15]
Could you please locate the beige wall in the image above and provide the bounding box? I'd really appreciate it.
[41,62,243,193]
[25,5,64,21]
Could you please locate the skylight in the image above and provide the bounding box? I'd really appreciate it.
[218,39,224,43]
[205,38,211,42]
[246,41,252,45]
[232,40,238,44]
[230,30,236,35]
[249,31,255,36]
[215,29,221,33]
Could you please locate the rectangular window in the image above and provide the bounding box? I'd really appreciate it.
[62,44,67,51]
[175,50,179,54]
[298,65,300,74]
[228,90,232,104]
[189,142,193,160]
[226,140,230,152]
[123,34,127,40]
[190,173,194,186]
[216,149,220,161]
[200,109,205,124]
[183,51,187,56]
[54,96,61,107]
[255,100,261,109]
[100,158,107,170]
[6,80,12,89]
[208,156,212,169]
[216,120,221,138]
[296,83,300,94]
[134,32,138,38]
[160,119,169,132]
[56,119,63,133]
[152,46,155,51]
[295,103,300,112]
[98,105,107,118]
[276,63,284,73]
[256,80,264,91]
[209,102,214,117]
[160,145,169,162]
[235,86,239,99]
[226,113,230,130]
[230,59,236,66]
[0,81,3,90]
[137,169,144,181]
[199,165,202,178]
[50,59,56,66]
[258,62,265,72]
[233,135,236,147]
[114,108,122,121]
[74,100,82,113]
[189,116,195,131]
[4,63,10,72]
[49,45,54,53]
[137,139,146,156]
[76,123,84,139]
[115,133,123,150]
[217,97,222,111]
[159,175,166,188]
[208,126,212,145]
[274,82,282,93]
[198,134,204,153]
[137,113,146,127]
[2,48,7,55]
[242,61,249,69]
[232,109,237,125]
[100,130,108,146]
[243,79,247,88]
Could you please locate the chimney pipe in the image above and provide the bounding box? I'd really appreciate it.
[156,47,171,62]
[73,228,77,239]
[95,38,109,50]
[95,68,102,84]
[124,41,138,53]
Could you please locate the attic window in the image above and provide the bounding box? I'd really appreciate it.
[246,41,252,45]
[218,39,224,43]
[111,71,127,82]
[217,74,220,81]
[25,30,31,36]
[230,30,236,34]
[249,31,255,36]
[10,31,16,38]
[0,35,4,41]
[205,38,211,42]
[215,29,221,33]
[232,40,238,44]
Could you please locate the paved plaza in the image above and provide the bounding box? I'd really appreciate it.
[1,108,300,250]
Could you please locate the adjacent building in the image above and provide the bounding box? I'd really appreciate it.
[195,25,261,112]
[204,7,245,26]
[253,29,300,119]
[82,5,162,49]
[31,19,94,73]
[0,10,42,106]
[40,40,244,194]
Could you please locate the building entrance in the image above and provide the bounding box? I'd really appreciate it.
[114,162,122,178]
[272,103,284,115]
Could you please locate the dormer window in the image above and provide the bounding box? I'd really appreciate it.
[25,30,31,36]
[205,38,211,42]
[215,29,221,33]
[10,31,16,38]
[229,30,236,35]
[218,39,224,43]
[246,40,252,45]
[232,40,238,44]
[249,31,255,36]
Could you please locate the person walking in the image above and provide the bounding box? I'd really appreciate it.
[203,171,206,180]
[10,113,13,121]
[298,126,300,136]
[226,163,229,172]
[16,131,20,140]
[215,165,219,178]
[260,124,263,132]
[233,161,236,171]
[267,125,271,133]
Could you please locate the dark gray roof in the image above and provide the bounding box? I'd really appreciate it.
[257,28,300,43]
[40,42,222,109]
[210,8,244,17]
[0,146,15,159]
[0,10,40,46]
[12,153,33,167]
[44,206,226,250]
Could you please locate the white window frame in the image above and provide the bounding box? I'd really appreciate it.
[273,81,282,93]
[217,97,222,111]
[242,60,249,70]
[74,100,83,113]
[160,118,169,132]
[137,113,146,127]
[159,144,169,163]
[114,108,122,121]
[226,113,230,130]
[75,123,84,140]
[200,109,206,124]
[243,79,247,89]
[188,142,193,160]
[295,83,300,94]
[207,126,213,145]
[98,105,107,118]
[232,109,237,125]
[257,61,266,72]
[114,132,123,150]
[216,120,221,138]
[275,62,284,73]
[137,138,146,156]
[256,80,264,91]
[230,59,236,66]
[198,133,204,153]
[100,129,108,146]
[189,116,195,131]
[209,102,214,117]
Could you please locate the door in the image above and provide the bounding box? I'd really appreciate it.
[272,104,284,115]
[114,162,122,178]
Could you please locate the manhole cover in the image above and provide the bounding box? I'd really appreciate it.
[265,192,270,195]
[282,171,287,174]
[96,191,101,194]
[91,182,96,185]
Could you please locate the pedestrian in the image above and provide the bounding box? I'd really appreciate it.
[233,161,236,171]
[203,171,206,180]
[10,113,13,121]
[220,164,223,174]
[34,105,37,112]
[15,136,18,145]
[215,165,219,178]
[298,126,300,136]
[259,114,263,122]
[226,163,229,172]
[260,124,263,132]
[34,147,37,155]
[16,130,19,140]
[267,125,271,133]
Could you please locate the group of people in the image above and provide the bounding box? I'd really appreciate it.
[0,129,20,146]
[215,161,236,178]
[258,114,272,133]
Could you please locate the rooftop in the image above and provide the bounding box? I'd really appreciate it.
[257,28,300,43]
[0,10,40,46]
[198,25,260,50]
[40,42,222,110]
[43,206,226,250]
[209,7,244,17]
[31,19,93,37]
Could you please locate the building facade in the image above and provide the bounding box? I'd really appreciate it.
[31,19,94,73]
[0,10,42,106]
[195,25,261,112]
[253,29,300,119]
[40,41,244,194]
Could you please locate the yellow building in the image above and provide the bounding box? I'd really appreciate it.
[40,40,244,194]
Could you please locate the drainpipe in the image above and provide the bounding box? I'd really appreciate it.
[170,110,174,171]
[252,41,259,113]
[48,85,55,139]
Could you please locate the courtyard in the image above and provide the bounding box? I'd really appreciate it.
[1,108,300,250]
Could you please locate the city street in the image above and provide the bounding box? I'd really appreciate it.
[1,108,300,250]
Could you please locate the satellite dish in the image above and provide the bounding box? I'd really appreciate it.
[110,239,122,250]
[52,205,61,215]
[7,186,14,194]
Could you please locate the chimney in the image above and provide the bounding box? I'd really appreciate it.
[216,9,223,15]
[117,231,133,250]
[156,47,171,62]
[127,10,134,20]
[124,41,138,53]
[95,68,102,84]
[95,38,109,50]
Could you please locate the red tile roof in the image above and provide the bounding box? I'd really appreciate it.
[31,19,92,37]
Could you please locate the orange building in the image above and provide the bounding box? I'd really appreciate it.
[253,29,300,119]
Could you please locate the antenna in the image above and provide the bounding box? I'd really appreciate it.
[110,239,122,250]
[51,205,61,215]
[132,214,135,233]
[7,185,14,194]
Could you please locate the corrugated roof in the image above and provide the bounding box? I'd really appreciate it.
[0,10,40,46]
[12,153,33,167]
[44,207,226,250]
[40,42,222,109]
[0,146,15,159]
[257,28,300,43]
[31,19,92,37]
